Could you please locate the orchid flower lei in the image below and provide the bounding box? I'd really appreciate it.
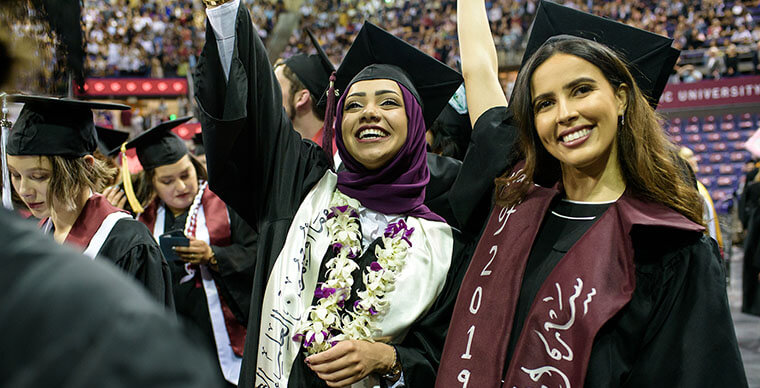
[293,189,414,355]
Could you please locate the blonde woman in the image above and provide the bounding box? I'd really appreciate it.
[6,95,173,307]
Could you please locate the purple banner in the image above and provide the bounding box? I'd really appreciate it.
[658,75,760,110]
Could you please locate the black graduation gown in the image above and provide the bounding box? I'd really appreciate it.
[161,205,257,385]
[425,153,462,228]
[49,195,174,308]
[739,180,760,316]
[0,210,222,388]
[99,218,175,308]
[451,106,747,386]
[193,6,478,387]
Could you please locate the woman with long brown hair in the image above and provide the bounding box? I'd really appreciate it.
[437,1,746,387]
[118,117,257,387]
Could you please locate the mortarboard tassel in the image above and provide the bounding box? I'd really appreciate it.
[119,142,144,213]
[0,93,13,210]
[321,72,338,170]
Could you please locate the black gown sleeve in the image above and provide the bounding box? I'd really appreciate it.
[193,4,331,229]
[449,106,519,237]
[585,233,748,387]
[101,218,175,309]
[395,232,474,387]
[210,205,258,322]
[0,210,220,388]
[424,153,462,228]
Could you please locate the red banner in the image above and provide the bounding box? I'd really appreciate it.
[658,75,760,110]
[76,78,188,97]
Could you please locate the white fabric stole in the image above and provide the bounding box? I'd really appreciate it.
[150,203,242,385]
[256,172,455,388]
[82,212,132,259]
[41,218,53,234]
[151,204,165,241]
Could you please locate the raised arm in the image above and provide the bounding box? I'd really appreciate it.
[448,0,519,237]
[194,1,330,228]
[457,0,508,127]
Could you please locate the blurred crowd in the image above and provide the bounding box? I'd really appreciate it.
[81,0,282,77]
[4,0,760,83]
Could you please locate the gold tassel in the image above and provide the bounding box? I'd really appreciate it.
[120,142,144,213]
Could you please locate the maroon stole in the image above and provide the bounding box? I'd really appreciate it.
[138,188,246,356]
[437,177,703,387]
[40,194,126,250]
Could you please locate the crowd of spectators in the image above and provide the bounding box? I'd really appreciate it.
[81,0,282,77]
[82,0,760,81]
[5,0,760,85]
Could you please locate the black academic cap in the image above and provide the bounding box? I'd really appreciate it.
[122,116,192,170]
[284,29,335,99]
[95,126,130,157]
[327,21,463,128]
[523,0,679,107]
[7,95,129,157]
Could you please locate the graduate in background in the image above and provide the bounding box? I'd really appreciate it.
[679,146,724,252]
[120,117,257,387]
[273,29,335,148]
[194,0,482,386]
[5,95,174,308]
[738,161,760,316]
[438,1,746,386]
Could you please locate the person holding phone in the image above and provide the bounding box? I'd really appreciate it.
[5,95,174,308]
[118,117,257,387]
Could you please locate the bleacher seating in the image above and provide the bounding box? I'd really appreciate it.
[667,112,758,213]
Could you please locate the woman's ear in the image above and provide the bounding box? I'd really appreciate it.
[83,154,95,166]
[615,83,629,116]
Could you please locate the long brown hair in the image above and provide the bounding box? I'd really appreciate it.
[497,36,703,225]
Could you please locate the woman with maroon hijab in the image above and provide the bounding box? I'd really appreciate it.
[194,1,472,387]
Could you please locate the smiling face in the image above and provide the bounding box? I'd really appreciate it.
[7,155,52,218]
[341,79,409,170]
[152,154,198,214]
[530,53,627,173]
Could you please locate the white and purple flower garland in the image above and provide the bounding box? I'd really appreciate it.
[293,189,414,355]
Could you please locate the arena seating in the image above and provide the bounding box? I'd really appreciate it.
[667,112,758,213]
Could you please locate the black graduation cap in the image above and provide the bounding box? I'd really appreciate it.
[283,29,335,99]
[95,126,130,157]
[7,95,129,157]
[122,116,192,171]
[327,21,463,128]
[523,0,679,106]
